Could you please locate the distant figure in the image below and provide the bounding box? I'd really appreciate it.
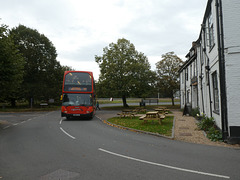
[183,104,189,116]
[110,97,113,101]
[96,101,101,110]
[140,99,145,107]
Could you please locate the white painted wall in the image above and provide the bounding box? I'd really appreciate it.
[180,0,240,133]
[222,0,240,127]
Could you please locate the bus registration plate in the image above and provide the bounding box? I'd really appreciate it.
[73,114,81,116]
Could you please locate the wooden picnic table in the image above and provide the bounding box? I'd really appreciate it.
[118,109,135,118]
[154,108,164,114]
[146,111,159,117]
[158,106,167,110]
[155,108,169,114]
[140,111,165,125]
[134,107,147,113]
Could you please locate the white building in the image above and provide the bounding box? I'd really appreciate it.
[179,0,240,144]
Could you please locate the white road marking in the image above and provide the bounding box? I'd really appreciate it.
[26,118,32,121]
[95,115,101,120]
[0,115,15,117]
[59,118,63,125]
[3,125,11,129]
[59,118,76,140]
[98,148,230,179]
[1,112,55,130]
[60,127,76,140]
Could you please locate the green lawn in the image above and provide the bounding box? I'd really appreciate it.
[107,116,174,136]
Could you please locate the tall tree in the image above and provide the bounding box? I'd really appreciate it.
[95,38,155,107]
[0,23,24,106]
[155,52,183,105]
[10,25,61,104]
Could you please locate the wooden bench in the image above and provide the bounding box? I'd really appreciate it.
[143,117,164,125]
[139,115,146,120]
[159,115,166,120]
[134,107,147,113]
[164,109,170,114]
[139,112,166,125]
[40,103,48,108]
[117,111,136,119]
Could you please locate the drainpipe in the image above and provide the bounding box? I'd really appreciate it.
[215,0,228,141]
[206,62,213,117]
[184,69,187,106]
[196,51,199,108]
[191,73,193,109]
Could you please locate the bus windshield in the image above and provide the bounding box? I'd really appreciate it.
[64,72,92,92]
[62,93,93,106]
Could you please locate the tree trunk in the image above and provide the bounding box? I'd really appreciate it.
[11,98,16,107]
[122,95,129,107]
[171,97,175,106]
[29,97,34,108]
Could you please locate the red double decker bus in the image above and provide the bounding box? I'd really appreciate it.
[61,71,96,119]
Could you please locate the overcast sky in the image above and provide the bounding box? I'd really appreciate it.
[1,0,207,80]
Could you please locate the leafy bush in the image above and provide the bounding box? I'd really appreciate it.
[190,107,200,117]
[197,114,223,142]
[197,116,215,131]
[207,127,223,142]
[196,113,205,121]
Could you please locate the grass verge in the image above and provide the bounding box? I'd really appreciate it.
[107,116,174,137]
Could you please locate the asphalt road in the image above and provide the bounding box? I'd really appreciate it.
[0,110,240,180]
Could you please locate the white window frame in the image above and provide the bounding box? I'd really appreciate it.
[212,71,219,113]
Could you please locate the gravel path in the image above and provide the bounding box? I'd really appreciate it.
[172,110,240,148]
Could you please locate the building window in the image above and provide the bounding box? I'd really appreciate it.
[182,92,185,105]
[208,11,214,49]
[186,67,188,81]
[182,71,184,84]
[187,90,190,103]
[190,65,192,79]
[193,61,197,77]
[212,71,219,112]
[200,45,204,65]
